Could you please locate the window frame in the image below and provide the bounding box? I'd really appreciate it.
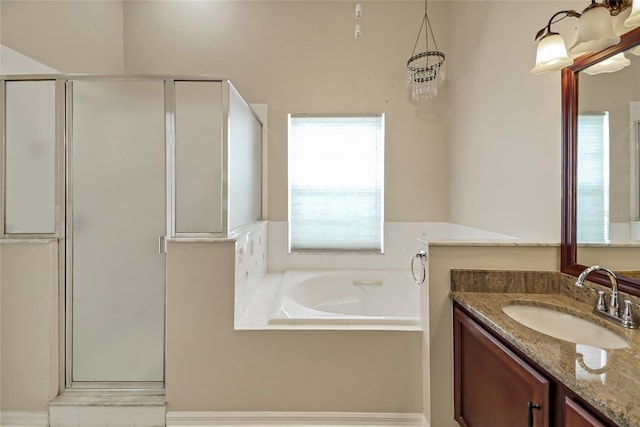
[287,113,385,254]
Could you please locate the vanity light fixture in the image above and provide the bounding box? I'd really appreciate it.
[532,10,581,74]
[406,0,445,101]
[625,0,640,27]
[583,51,631,74]
[531,0,637,74]
[570,2,620,55]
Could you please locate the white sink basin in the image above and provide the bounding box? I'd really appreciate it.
[502,304,629,349]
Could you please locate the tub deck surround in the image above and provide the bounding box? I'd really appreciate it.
[236,270,422,331]
[268,269,420,330]
[450,269,640,427]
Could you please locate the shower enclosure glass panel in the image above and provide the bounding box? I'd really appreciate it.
[4,80,56,234]
[70,80,166,383]
[174,81,223,233]
[228,84,262,231]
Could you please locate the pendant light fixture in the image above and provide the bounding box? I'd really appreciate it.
[406,0,445,101]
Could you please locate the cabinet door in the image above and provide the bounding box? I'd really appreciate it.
[454,306,550,427]
[564,397,607,427]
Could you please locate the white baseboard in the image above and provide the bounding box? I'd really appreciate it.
[0,411,49,427]
[166,411,427,427]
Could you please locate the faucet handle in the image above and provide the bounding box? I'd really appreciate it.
[623,300,634,321]
[595,290,606,311]
[609,291,619,316]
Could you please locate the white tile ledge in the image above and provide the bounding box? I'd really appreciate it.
[166,411,427,426]
[50,390,165,406]
[427,240,560,247]
[169,221,268,243]
[0,238,58,244]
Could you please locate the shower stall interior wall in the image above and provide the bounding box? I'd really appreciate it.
[1,76,264,389]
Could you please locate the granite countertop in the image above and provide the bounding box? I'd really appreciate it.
[450,270,640,427]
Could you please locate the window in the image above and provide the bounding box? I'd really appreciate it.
[288,114,384,252]
[577,112,610,243]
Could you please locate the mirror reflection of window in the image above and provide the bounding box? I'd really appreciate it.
[577,112,610,243]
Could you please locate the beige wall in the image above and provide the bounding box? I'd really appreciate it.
[166,242,422,412]
[446,1,578,242]
[4,1,633,424]
[0,242,58,413]
[0,238,564,424]
[426,245,560,426]
[121,0,450,223]
[0,0,573,240]
[0,1,125,73]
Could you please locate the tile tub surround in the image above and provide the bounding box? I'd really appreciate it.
[450,269,640,427]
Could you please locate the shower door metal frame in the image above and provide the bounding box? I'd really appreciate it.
[168,78,229,239]
[2,74,259,392]
[64,76,170,390]
[62,75,232,390]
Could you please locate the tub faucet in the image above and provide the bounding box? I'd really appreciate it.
[575,265,637,329]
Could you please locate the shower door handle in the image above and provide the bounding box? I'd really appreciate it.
[159,235,167,254]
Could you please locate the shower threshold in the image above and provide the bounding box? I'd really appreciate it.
[49,389,165,427]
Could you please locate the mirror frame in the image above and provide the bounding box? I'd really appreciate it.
[562,26,640,295]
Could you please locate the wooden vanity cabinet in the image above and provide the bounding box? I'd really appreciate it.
[454,305,550,426]
[564,397,607,427]
[454,304,616,427]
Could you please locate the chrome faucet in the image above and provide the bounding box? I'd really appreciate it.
[575,266,619,315]
[575,265,638,329]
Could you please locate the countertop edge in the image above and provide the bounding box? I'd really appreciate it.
[451,292,637,427]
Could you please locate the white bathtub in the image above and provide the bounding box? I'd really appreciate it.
[269,269,421,329]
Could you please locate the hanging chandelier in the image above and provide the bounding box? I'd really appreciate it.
[406,0,445,102]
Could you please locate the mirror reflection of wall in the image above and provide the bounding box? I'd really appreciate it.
[578,51,640,243]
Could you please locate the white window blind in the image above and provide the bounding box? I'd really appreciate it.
[288,114,384,251]
[577,112,610,243]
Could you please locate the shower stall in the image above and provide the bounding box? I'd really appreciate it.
[1,76,263,390]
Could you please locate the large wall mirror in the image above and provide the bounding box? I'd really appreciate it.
[562,27,640,295]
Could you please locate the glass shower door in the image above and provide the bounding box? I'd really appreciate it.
[69,80,166,385]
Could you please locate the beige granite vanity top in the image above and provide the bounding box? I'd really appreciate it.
[450,270,640,427]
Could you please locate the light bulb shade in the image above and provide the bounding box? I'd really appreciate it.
[569,5,620,55]
[625,0,640,27]
[583,52,631,74]
[613,7,636,35]
[630,45,640,56]
[531,33,573,74]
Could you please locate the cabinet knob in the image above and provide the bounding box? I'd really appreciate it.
[527,401,541,427]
